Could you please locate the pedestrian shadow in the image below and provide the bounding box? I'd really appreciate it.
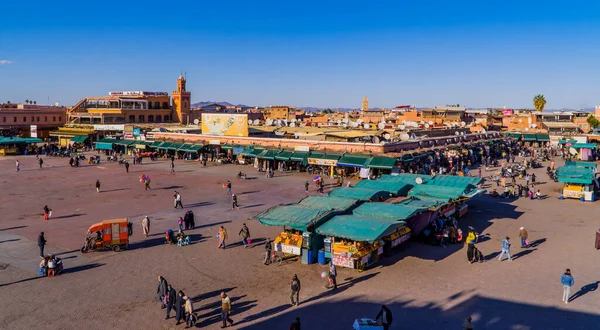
[157,185,184,190]
[242,204,265,209]
[0,238,20,243]
[191,287,237,303]
[62,262,104,274]
[196,295,247,312]
[55,249,81,256]
[238,190,260,195]
[193,220,232,229]
[0,274,42,288]
[484,251,500,261]
[188,234,207,244]
[0,225,27,232]
[52,213,86,219]
[185,202,215,208]
[528,238,546,248]
[236,303,292,325]
[476,234,491,243]
[512,248,536,260]
[197,298,257,328]
[129,237,168,249]
[301,272,380,306]
[569,281,600,302]
[100,188,129,193]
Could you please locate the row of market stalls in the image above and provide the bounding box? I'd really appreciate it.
[556,140,599,161]
[253,173,485,271]
[0,136,43,155]
[505,132,551,145]
[557,161,599,201]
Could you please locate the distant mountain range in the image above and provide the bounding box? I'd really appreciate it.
[191,101,251,108]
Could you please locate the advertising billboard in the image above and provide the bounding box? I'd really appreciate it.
[201,113,248,137]
[30,125,38,138]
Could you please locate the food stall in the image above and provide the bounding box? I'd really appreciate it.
[273,231,303,256]
[557,163,598,201]
[316,215,407,271]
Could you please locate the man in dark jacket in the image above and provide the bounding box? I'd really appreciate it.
[188,211,195,228]
[175,290,185,325]
[375,305,392,330]
[183,212,190,230]
[290,274,301,306]
[157,276,168,308]
[38,232,46,257]
[165,285,177,319]
[290,317,301,330]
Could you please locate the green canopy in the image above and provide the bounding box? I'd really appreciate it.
[70,136,88,143]
[365,156,397,169]
[315,215,406,243]
[556,165,595,185]
[521,133,536,142]
[558,140,577,145]
[187,144,204,152]
[354,180,412,196]
[298,196,357,212]
[572,143,596,149]
[328,187,388,201]
[323,153,342,160]
[430,175,482,186]
[113,139,136,146]
[275,150,294,161]
[157,142,174,150]
[535,134,550,142]
[337,154,370,168]
[257,149,279,160]
[352,203,424,221]
[379,173,433,184]
[94,142,113,150]
[221,144,234,150]
[398,198,447,209]
[149,141,163,148]
[167,143,183,150]
[408,185,466,201]
[178,143,194,151]
[0,137,43,144]
[307,152,325,160]
[565,161,597,168]
[253,204,335,231]
[290,151,309,162]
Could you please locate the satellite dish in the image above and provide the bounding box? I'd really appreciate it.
[402,120,406,124]
[428,121,434,125]
[373,136,380,144]
[253,119,260,125]
[532,123,537,128]
[299,122,306,127]
[453,122,458,127]
[525,127,529,131]
[384,133,391,140]
[425,124,430,128]
[455,131,460,135]
[481,128,486,133]
[159,127,167,132]
[416,177,423,184]
[248,120,253,125]
[419,121,425,124]
[363,123,370,129]
[461,132,465,135]
[381,120,386,124]
[290,122,296,127]
[461,121,466,127]
[265,118,273,126]
[378,122,385,129]
[343,124,348,128]
[400,133,410,141]
[193,119,200,125]
[337,119,342,125]
[399,125,406,130]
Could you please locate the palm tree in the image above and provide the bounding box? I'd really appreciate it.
[33,101,37,105]
[6,101,11,105]
[25,99,29,104]
[533,94,546,111]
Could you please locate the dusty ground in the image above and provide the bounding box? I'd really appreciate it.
[0,153,599,330]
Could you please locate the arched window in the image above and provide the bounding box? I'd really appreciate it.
[2,117,5,122]
[53,116,56,122]
[148,115,154,123]
[23,117,27,122]
[44,116,48,122]
[138,115,145,123]
[128,115,136,122]
[156,115,162,122]
[13,117,17,122]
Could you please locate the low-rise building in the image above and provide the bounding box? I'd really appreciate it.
[0,103,67,137]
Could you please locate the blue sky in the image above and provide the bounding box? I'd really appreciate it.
[1,0,600,109]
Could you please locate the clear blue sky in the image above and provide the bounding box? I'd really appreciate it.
[1,0,599,109]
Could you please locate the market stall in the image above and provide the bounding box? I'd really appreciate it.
[557,164,598,201]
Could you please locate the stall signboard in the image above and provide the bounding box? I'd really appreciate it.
[30,125,38,138]
[280,244,301,256]
[308,158,338,166]
[391,232,411,248]
[201,113,249,137]
[442,204,456,217]
[94,124,125,131]
[332,254,354,268]
[294,146,310,152]
[563,188,584,199]
[209,140,221,145]
[133,128,141,137]
[124,132,133,139]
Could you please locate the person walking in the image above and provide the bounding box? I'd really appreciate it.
[218,226,228,249]
[462,316,474,330]
[174,191,183,209]
[125,161,130,173]
[43,205,50,221]
[264,237,272,264]
[38,232,46,257]
[142,216,150,237]
[519,227,529,248]
[498,236,512,261]
[39,158,43,169]
[290,274,301,306]
[184,296,194,328]
[226,180,232,196]
[178,217,184,232]
[165,284,176,319]
[318,179,324,194]
[465,229,477,263]
[95,179,101,193]
[328,260,337,289]
[157,276,168,308]
[144,178,151,190]
[238,223,250,248]
[290,317,301,330]
[16,160,20,172]
[221,292,234,328]
[374,305,393,330]
[175,290,185,325]
[231,194,239,210]
[304,181,309,193]
[170,161,175,174]
[561,269,575,304]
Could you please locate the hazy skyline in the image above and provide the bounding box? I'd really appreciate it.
[1,1,600,109]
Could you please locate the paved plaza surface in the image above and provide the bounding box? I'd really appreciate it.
[1,154,599,330]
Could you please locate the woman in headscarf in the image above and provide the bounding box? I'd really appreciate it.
[142,216,150,237]
[175,290,184,325]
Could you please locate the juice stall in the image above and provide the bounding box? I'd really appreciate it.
[556,163,598,201]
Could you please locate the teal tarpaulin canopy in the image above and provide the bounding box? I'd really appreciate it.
[113,139,136,146]
[328,187,388,201]
[253,204,335,231]
[94,142,113,150]
[0,137,43,144]
[565,161,597,168]
[315,215,406,243]
[365,156,397,169]
[297,196,358,212]
[275,150,294,161]
[572,143,596,149]
[354,180,412,196]
[337,154,370,168]
[352,203,425,221]
[535,134,550,142]
[70,136,88,143]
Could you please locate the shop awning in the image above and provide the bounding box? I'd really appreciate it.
[70,136,88,143]
[508,133,522,139]
[221,144,234,150]
[253,204,335,231]
[94,142,113,150]
[522,134,537,142]
[565,161,597,168]
[535,134,550,142]
[149,141,163,148]
[365,156,397,169]
[558,140,577,145]
[353,203,425,221]
[323,153,342,160]
[572,143,596,149]
[275,150,294,161]
[113,139,136,146]
[307,152,325,161]
[337,154,370,168]
[354,180,412,196]
[157,142,173,150]
[290,151,309,162]
[257,149,279,160]
[187,144,204,152]
[407,185,466,201]
[328,187,388,201]
[241,149,263,157]
[315,215,407,243]
[298,196,357,212]
[167,143,183,150]
[178,143,194,151]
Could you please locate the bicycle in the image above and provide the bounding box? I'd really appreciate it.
[262,251,282,266]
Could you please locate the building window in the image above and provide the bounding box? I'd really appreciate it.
[13,117,17,122]
[36,116,40,122]
[2,117,5,122]
[128,115,135,123]
[31,116,34,122]
[44,116,48,122]
[155,102,160,109]
[138,115,145,123]
[58,116,62,122]
[164,115,170,121]
[148,115,154,123]
[53,116,56,122]
[156,115,162,122]
[23,117,27,122]
[162,102,169,109]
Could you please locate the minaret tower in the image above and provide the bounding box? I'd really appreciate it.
[361,96,369,111]
[172,72,191,124]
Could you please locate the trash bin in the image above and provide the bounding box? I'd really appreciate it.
[595,228,600,250]
[318,249,326,264]
[307,249,314,264]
